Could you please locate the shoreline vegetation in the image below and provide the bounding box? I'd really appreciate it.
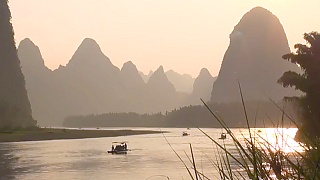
[0,127,164,143]
[63,101,298,128]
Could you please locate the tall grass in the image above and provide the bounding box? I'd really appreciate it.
[198,100,320,179]
[168,84,320,179]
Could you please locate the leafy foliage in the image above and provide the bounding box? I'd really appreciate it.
[278,32,320,139]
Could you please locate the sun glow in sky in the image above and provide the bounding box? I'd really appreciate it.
[9,0,320,77]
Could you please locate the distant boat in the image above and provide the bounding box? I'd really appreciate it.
[257,130,262,133]
[182,131,189,136]
[108,141,128,154]
[219,133,227,139]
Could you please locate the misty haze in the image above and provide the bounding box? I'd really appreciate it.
[1,1,320,179]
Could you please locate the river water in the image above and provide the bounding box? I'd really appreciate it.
[0,128,301,180]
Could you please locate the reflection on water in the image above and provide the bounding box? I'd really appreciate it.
[0,128,301,180]
[261,128,303,153]
[0,145,16,179]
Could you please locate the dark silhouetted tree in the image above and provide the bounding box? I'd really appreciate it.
[278,32,320,139]
[0,0,36,127]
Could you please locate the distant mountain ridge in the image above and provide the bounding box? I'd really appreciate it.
[121,61,145,90]
[17,7,298,127]
[165,70,195,93]
[147,66,176,93]
[139,70,153,83]
[191,68,216,104]
[139,70,195,93]
[19,38,207,126]
[22,16,294,126]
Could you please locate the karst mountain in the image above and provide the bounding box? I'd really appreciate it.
[0,1,35,127]
[19,39,194,126]
[211,7,300,103]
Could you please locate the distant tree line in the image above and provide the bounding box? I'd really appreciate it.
[63,112,166,127]
[63,100,297,128]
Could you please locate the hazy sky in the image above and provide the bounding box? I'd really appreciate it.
[9,0,320,77]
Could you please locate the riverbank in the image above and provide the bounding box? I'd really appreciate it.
[0,128,164,142]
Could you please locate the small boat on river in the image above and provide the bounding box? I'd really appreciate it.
[182,131,189,136]
[219,133,227,139]
[108,142,128,154]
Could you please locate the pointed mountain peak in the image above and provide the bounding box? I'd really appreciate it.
[249,6,270,13]
[121,61,136,71]
[147,66,166,82]
[76,38,102,54]
[199,68,212,77]
[148,70,154,76]
[147,66,175,92]
[121,61,144,87]
[196,68,214,81]
[242,6,274,21]
[19,38,39,52]
[192,68,215,101]
[124,60,134,65]
[19,38,36,47]
[81,38,99,47]
[66,38,114,68]
[18,38,48,69]
[121,61,141,77]
[233,7,279,34]
[148,66,167,82]
[154,66,164,74]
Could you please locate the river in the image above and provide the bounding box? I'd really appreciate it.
[0,128,301,180]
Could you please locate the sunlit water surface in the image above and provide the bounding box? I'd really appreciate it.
[0,128,301,180]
